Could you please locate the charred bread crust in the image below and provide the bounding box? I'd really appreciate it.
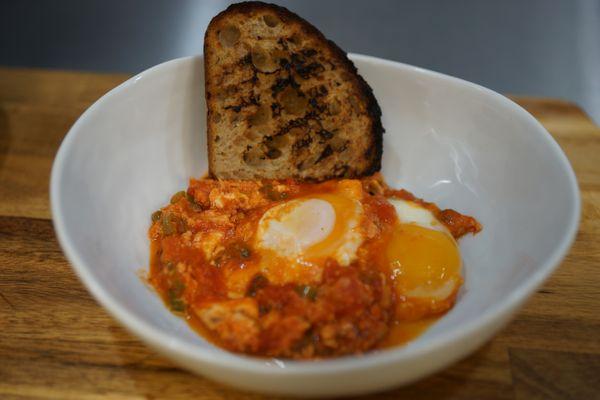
[205,1,384,180]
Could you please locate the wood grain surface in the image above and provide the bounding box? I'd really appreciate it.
[1,67,599,399]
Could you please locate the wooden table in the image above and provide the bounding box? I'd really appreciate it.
[1,67,599,400]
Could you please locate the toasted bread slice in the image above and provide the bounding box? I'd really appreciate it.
[204,1,384,180]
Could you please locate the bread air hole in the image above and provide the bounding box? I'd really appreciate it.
[269,134,290,148]
[266,147,282,159]
[218,25,241,47]
[287,33,302,46]
[243,146,265,166]
[279,86,308,115]
[248,104,270,126]
[263,14,279,27]
[216,85,237,101]
[251,47,279,73]
[244,128,262,141]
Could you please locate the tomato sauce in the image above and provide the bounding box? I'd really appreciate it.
[148,174,480,359]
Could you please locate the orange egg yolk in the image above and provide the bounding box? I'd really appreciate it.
[386,223,462,318]
[304,193,361,260]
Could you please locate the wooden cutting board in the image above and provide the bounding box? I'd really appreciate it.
[1,67,599,400]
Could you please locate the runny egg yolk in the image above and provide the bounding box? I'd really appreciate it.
[256,191,364,285]
[386,199,462,319]
[387,224,460,297]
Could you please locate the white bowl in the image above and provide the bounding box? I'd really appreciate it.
[51,54,580,397]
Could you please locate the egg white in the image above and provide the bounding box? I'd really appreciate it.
[257,198,335,258]
[256,194,364,274]
[388,198,448,233]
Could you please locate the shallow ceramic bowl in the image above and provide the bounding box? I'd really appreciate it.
[51,55,580,397]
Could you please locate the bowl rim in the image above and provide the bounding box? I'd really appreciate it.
[50,53,581,375]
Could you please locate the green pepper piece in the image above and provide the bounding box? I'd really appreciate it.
[151,210,162,222]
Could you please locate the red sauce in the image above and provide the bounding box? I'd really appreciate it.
[148,174,481,359]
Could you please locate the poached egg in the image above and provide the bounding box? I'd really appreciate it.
[255,181,364,285]
[387,199,462,319]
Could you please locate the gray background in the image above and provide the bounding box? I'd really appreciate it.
[1,0,599,123]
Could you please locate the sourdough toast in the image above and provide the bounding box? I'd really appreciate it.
[204,1,384,180]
